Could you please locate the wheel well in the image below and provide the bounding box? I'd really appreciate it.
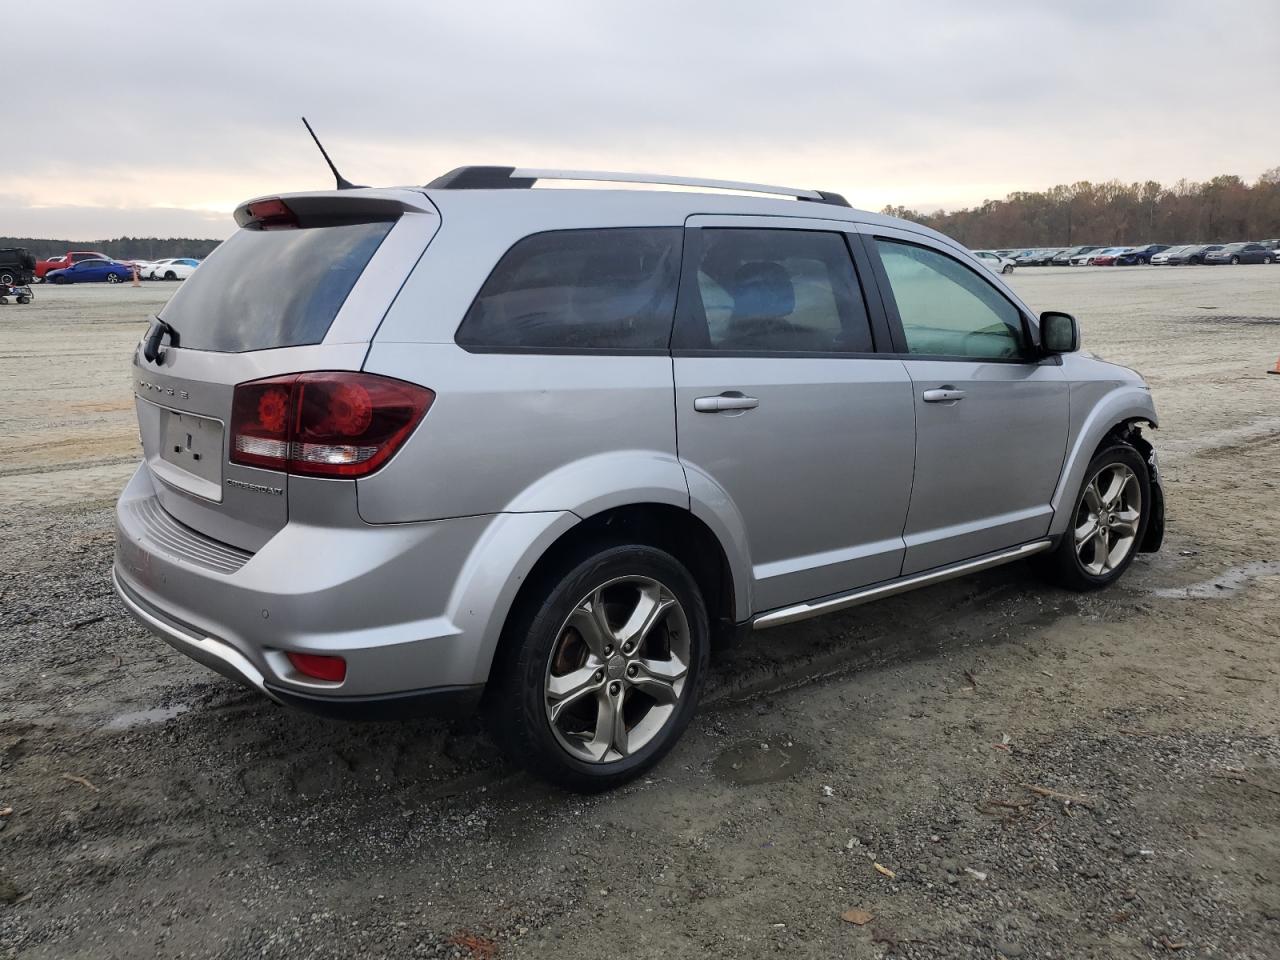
[506,503,737,646]
[1097,417,1155,461]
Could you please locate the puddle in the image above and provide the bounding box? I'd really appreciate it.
[1151,561,1280,599]
[104,704,191,730]
[713,736,811,785]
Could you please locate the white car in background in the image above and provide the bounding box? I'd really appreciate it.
[1071,247,1114,266]
[147,258,201,280]
[971,250,1016,274]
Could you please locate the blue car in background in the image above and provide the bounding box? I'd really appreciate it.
[1114,244,1171,265]
[45,259,135,284]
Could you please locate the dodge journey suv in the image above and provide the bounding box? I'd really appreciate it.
[114,167,1164,790]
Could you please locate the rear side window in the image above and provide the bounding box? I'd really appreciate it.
[159,220,394,353]
[456,228,682,351]
[675,228,874,353]
[875,239,1025,359]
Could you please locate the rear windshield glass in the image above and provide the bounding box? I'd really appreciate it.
[159,220,394,352]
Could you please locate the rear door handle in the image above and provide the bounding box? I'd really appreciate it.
[922,387,966,404]
[694,393,760,413]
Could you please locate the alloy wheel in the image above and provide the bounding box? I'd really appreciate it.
[107,273,120,283]
[1074,463,1142,576]
[544,575,691,764]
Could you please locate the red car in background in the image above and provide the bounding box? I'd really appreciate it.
[1088,247,1134,266]
[35,250,111,280]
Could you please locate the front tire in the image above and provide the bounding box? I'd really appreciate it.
[1038,444,1150,591]
[489,543,710,791]
[164,271,177,280]
[1001,264,1014,274]
[0,271,14,286]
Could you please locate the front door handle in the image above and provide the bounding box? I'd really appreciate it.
[694,393,760,413]
[922,387,966,404]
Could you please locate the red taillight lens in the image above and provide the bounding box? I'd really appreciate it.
[229,372,433,478]
[286,651,347,683]
[244,198,299,230]
[229,375,298,471]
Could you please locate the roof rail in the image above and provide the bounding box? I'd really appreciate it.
[425,166,850,207]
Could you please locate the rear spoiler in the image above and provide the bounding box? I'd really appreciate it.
[233,189,437,230]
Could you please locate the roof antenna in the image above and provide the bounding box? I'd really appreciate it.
[301,116,365,190]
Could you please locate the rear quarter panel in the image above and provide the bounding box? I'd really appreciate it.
[358,344,685,522]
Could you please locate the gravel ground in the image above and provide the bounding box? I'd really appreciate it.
[1,266,1279,959]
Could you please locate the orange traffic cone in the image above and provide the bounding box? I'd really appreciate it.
[131,264,140,288]
[1269,355,1280,375]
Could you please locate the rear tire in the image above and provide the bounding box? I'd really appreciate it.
[1037,444,1150,591]
[0,271,13,286]
[106,273,121,283]
[1230,256,1240,265]
[488,542,710,792]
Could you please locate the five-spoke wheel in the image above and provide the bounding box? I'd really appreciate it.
[491,543,709,790]
[1073,463,1142,576]
[544,576,691,764]
[1039,443,1150,590]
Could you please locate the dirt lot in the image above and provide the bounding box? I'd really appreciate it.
[2,267,1279,959]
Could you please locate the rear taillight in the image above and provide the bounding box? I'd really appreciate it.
[230,372,433,478]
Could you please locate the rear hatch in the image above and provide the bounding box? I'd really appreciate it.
[132,189,440,551]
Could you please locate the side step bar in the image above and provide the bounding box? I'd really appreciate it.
[753,540,1052,630]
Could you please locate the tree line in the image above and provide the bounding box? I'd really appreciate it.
[7,169,1280,257]
[0,236,222,260]
[882,169,1280,249]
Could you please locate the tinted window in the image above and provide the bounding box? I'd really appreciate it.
[160,220,393,353]
[876,239,1026,359]
[456,228,681,351]
[676,229,873,353]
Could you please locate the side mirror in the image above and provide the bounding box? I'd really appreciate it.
[1040,311,1079,354]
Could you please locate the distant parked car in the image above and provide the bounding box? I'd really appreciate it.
[1017,249,1063,266]
[1165,244,1223,265]
[0,247,37,286]
[1070,246,1119,266]
[35,250,111,281]
[45,259,135,284]
[1256,239,1279,262]
[1056,245,1102,265]
[1114,244,1170,266]
[1204,242,1276,265]
[1089,247,1135,267]
[146,258,201,281]
[971,250,1015,274]
[1151,245,1191,265]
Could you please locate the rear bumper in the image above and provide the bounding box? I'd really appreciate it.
[265,682,483,720]
[113,462,573,711]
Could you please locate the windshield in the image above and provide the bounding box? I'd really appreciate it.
[159,220,394,352]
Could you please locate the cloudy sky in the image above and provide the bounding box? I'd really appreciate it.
[7,1,1278,239]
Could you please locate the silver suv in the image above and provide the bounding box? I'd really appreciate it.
[114,167,1164,789]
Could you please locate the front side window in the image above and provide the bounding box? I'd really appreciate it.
[456,228,682,351]
[676,228,873,353]
[875,239,1026,359]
